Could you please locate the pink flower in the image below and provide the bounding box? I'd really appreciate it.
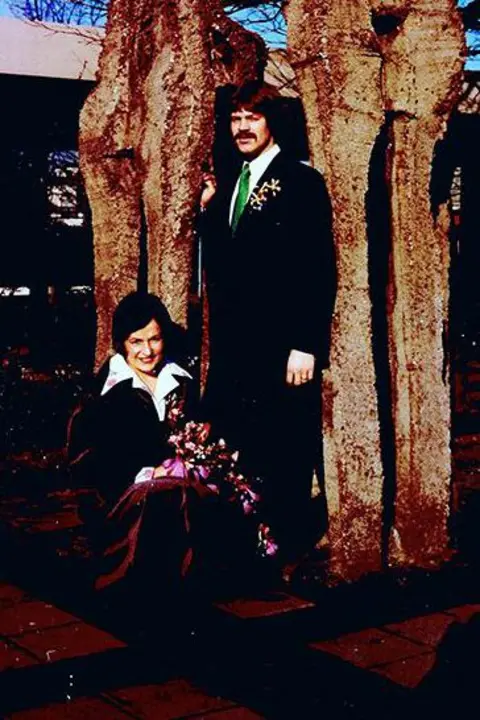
[257,523,279,557]
[242,500,254,515]
[165,407,265,525]
[159,457,189,479]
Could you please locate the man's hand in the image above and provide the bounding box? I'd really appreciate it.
[200,172,217,209]
[286,349,315,386]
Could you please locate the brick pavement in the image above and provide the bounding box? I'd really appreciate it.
[3,335,480,716]
[0,580,267,718]
[0,574,479,718]
[310,604,480,689]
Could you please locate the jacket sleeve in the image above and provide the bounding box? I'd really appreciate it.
[66,362,109,490]
[66,396,102,489]
[67,382,171,507]
[285,166,337,367]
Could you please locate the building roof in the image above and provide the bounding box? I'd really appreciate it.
[0,16,103,81]
[264,49,298,97]
[0,15,477,113]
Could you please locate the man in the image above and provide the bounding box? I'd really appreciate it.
[200,81,336,569]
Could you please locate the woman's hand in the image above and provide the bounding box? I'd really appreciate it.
[153,465,169,479]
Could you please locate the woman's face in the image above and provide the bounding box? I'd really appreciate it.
[124,318,164,377]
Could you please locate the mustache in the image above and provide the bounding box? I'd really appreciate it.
[234,133,257,141]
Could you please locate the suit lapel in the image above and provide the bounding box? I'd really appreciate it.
[235,152,286,234]
[218,176,238,235]
[250,151,284,197]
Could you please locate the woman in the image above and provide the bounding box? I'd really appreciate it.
[68,292,192,508]
[68,292,273,595]
[67,292,201,589]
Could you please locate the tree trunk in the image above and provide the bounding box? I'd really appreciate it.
[286,0,464,580]
[380,3,465,567]
[286,0,385,581]
[79,0,266,365]
[79,0,144,363]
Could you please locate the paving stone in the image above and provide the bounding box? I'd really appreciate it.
[19,510,82,533]
[0,640,38,671]
[0,584,27,601]
[310,628,426,669]
[193,707,265,719]
[108,678,234,719]
[455,433,480,448]
[15,621,126,663]
[6,696,133,719]
[0,584,29,608]
[384,613,456,648]
[0,602,79,637]
[444,604,480,622]
[215,592,314,619]
[371,652,437,688]
[453,469,480,487]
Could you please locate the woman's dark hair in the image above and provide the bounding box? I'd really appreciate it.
[230,80,282,140]
[112,292,174,357]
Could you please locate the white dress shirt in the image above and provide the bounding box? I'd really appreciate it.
[101,353,191,422]
[229,143,281,224]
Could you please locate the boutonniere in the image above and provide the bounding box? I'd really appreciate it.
[249,178,282,211]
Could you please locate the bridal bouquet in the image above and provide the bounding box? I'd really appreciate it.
[163,400,259,516]
[160,398,278,556]
[97,394,278,592]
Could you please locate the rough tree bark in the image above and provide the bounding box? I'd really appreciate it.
[380,3,464,567]
[286,0,464,580]
[286,0,386,581]
[79,0,266,364]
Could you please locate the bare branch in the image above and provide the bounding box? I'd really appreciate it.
[7,0,108,25]
[225,2,286,47]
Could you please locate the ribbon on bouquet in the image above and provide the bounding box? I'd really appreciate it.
[95,457,217,590]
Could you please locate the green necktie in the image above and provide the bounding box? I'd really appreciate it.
[231,163,250,233]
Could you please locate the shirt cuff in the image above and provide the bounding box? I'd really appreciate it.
[134,467,155,484]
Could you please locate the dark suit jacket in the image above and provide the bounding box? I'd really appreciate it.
[202,151,336,388]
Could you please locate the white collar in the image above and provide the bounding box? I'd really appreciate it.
[246,143,281,191]
[230,144,281,222]
[101,354,191,420]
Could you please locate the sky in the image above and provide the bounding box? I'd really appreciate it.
[459,0,480,70]
[230,0,480,70]
[0,0,478,69]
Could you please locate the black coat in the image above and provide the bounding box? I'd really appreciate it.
[67,362,190,509]
[202,151,336,382]
[200,152,336,554]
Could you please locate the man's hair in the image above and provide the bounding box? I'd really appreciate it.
[112,292,174,356]
[230,81,282,136]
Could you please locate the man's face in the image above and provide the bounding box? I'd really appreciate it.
[230,108,274,160]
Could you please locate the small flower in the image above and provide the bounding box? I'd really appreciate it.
[257,523,279,557]
[249,178,282,211]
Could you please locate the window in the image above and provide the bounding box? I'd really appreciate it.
[47,150,85,227]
